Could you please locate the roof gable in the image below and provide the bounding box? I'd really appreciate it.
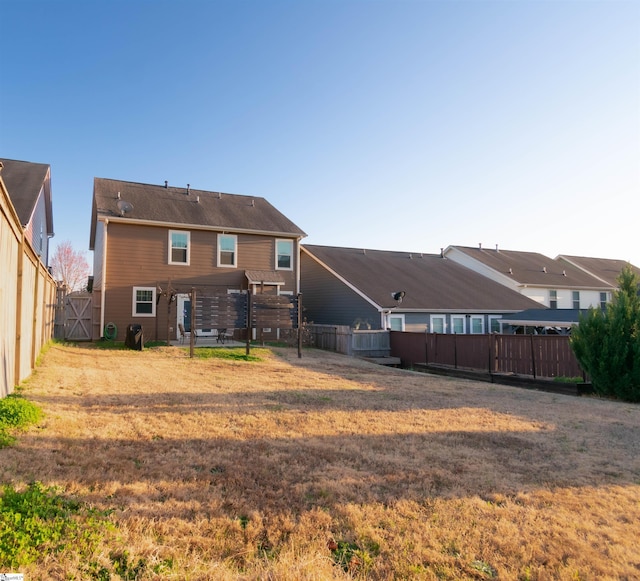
[302,245,543,311]
[90,178,305,248]
[556,255,640,287]
[0,158,52,229]
[448,245,610,289]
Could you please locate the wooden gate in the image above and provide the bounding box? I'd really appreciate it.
[64,292,93,341]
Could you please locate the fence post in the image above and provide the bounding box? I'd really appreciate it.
[190,288,196,358]
[246,289,252,356]
[425,330,429,365]
[297,293,302,359]
[454,333,458,369]
[530,334,537,378]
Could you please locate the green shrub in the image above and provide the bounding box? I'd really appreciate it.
[0,395,42,447]
[571,266,640,402]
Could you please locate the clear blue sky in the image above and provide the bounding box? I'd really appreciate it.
[2,0,639,269]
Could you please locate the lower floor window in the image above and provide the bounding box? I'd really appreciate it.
[133,286,156,316]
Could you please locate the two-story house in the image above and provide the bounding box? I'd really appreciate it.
[0,158,54,266]
[89,178,306,342]
[443,245,631,332]
[301,245,542,333]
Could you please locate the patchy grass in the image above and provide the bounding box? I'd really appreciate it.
[0,395,42,448]
[1,343,639,580]
[189,346,266,361]
[0,481,114,571]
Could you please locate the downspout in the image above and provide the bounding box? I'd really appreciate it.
[100,219,108,338]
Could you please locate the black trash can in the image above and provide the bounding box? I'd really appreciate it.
[125,324,144,351]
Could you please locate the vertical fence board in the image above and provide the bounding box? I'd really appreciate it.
[0,179,57,397]
[389,331,584,379]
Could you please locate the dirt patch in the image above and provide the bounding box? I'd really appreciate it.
[2,343,639,579]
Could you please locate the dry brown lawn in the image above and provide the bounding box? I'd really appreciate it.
[2,343,640,580]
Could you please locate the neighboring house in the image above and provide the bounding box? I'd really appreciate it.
[0,158,54,266]
[90,178,306,342]
[444,245,613,310]
[555,255,640,289]
[301,245,542,333]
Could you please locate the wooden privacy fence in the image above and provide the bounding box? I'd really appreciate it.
[306,325,391,357]
[390,331,585,379]
[0,177,57,397]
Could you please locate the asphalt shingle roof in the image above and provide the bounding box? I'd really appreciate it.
[303,245,543,311]
[0,158,50,226]
[449,246,610,289]
[91,178,306,248]
[557,255,640,287]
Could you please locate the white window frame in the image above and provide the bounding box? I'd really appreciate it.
[488,315,502,334]
[388,314,405,331]
[217,233,237,268]
[470,315,484,334]
[549,289,558,309]
[132,286,156,317]
[430,315,446,334]
[275,239,294,271]
[451,315,466,334]
[168,230,190,265]
[600,292,608,310]
[572,291,580,309]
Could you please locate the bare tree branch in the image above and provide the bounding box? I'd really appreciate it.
[50,240,91,292]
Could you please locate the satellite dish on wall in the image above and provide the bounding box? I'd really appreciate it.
[116,200,133,216]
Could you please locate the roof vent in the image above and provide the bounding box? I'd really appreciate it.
[409,253,413,259]
[116,191,121,199]
[251,199,255,207]
[542,266,547,273]
[496,244,499,252]
[509,268,513,275]
[217,192,222,199]
[196,195,200,203]
[187,184,190,195]
[563,270,567,276]
[164,180,168,188]
[479,242,482,250]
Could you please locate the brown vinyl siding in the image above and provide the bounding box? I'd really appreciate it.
[101,221,297,341]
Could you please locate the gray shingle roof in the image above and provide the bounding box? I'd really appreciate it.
[303,245,544,311]
[0,158,51,227]
[557,255,640,287]
[449,246,610,289]
[91,178,305,248]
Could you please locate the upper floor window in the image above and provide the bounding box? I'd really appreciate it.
[549,290,558,309]
[600,292,608,310]
[572,291,580,309]
[169,230,190,264]
[276,239,294,270]
[132,286,156,317]
[218,234,237,267]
